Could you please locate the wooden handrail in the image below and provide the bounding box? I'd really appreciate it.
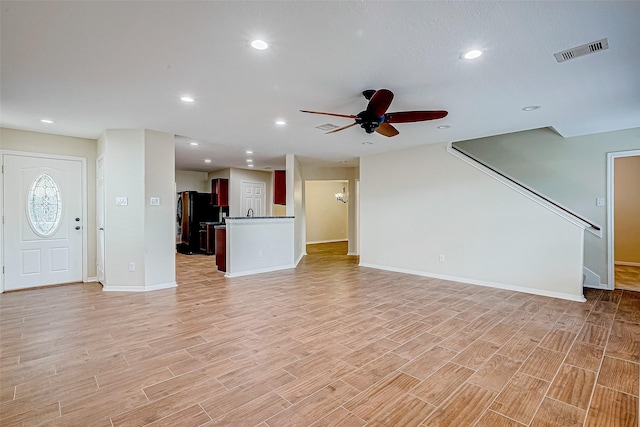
[450,144,601,231]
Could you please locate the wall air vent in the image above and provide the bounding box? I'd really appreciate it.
[554,38,609,63]
[316,123,339,131]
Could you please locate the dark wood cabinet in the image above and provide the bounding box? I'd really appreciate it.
[211,178,229,206]
[199,223,216,255]
[215,226,226,272]
[274,170,286,205]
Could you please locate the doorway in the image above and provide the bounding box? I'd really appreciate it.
[305,180,349,255]
[2,151,87,291]
[607,150,640,291]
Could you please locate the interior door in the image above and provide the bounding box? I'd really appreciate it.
[3,153,83,290]
[241,181,265,217]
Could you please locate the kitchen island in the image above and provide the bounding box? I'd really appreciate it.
[218,216,295,277]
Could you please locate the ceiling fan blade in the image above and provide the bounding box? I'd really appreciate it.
[366,89,394,117]
[300,110,357,119]
[326,122,358,134]
[385,110,448,123]
[375,122,399,137]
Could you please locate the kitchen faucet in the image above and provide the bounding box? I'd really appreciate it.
[247,208,254,217]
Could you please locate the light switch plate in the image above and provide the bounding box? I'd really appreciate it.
[596,197,605,207]
[116,196,128,206]
[150,197,160,206]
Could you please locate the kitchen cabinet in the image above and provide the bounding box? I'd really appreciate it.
[274,170,286,205]
[211,178,229,207]
[198,223,217,255]
[215,226,226,272]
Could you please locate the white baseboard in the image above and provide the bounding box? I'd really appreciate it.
[359,262,586,303]
[225,264,296,278]
[295,252,306,266]
[307,239,348,245]
[615,261,640,267]
[347,252,359,256]
[582,267,605,289]
[102,282,177,292]
[85,276,98,283]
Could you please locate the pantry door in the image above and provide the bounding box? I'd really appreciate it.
[3,152,84,291]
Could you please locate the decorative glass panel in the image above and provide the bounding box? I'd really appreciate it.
[27,173,62,237]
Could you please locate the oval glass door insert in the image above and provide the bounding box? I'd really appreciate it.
[27,173,63,237]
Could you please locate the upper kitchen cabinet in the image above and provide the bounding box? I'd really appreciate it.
[274,170,286,205]
[211,178,229,206]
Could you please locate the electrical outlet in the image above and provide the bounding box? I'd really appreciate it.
[128,262,135,272]
[596,197,605,207]
[150,197,160,206]
[439,254,446,263]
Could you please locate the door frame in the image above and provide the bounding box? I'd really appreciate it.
[606,149,640,290]
[1,150,88,292]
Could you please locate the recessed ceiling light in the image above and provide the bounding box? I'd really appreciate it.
[189,142,199,146]
[40,119,54,124]
[362,141,373,145]
[251,39,269,50]
[522,105,541,111]
[204,159,211,163]
[246,159,253,163]
[275,120,286,125]
[461,50,483,60]
[245,150,254,155]
[437,125,451,129]
[180,96,195,103]
[248,164,255,168]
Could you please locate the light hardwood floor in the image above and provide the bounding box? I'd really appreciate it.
[616,264,640,292]
[1,242,639,426]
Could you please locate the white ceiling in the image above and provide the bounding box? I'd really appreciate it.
[2,1,639,172]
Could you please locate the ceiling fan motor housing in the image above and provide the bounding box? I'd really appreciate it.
[356,110,382,133]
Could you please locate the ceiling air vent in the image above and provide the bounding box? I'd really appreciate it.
[554,38,609,63]
[316,123,339,131]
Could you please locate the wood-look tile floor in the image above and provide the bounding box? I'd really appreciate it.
[1,242,639,426]
[616,264,640,292]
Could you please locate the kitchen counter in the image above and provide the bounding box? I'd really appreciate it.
[220,216,295,277]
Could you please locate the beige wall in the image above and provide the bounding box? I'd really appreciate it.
[614,155,640,263]
[1,127,98,279]
[454,127,640,285]
[305,180,349,244]
[360,142,586,301]
[175,170,209,193]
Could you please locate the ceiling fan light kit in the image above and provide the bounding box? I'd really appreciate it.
[301,89,448,137]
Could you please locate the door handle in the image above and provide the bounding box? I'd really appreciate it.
[75,217,80,221]
[75,226,81,230]
[99,227,104,231]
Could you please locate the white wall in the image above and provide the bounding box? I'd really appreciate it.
[1,127,98,279]
[99,129,176,291]
[175,170,209,193]
[144,130,176,287]
[360,142,586,301]
[454,127,640,285]
[305,180,349,244]
[288,154,306,264]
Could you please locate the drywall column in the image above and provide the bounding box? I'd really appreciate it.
[97,129,176,291]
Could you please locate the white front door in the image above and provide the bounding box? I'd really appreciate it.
[3,153,84,291]
[241,181,266,217]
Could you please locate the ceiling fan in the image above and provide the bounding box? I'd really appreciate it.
[301,89,448,137]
